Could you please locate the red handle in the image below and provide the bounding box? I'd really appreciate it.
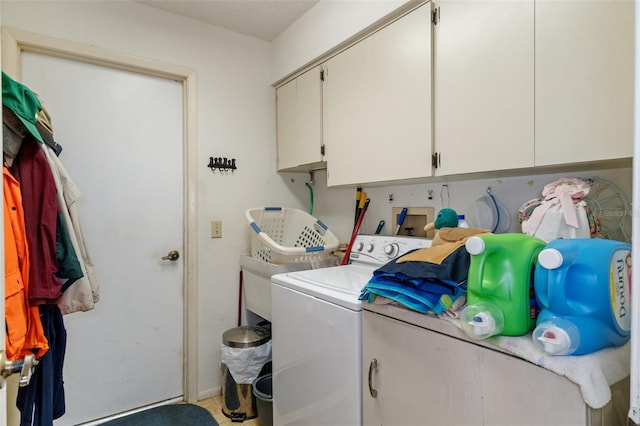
[341,198,370,265]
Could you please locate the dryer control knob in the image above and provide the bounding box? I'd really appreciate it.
[366,243,375,253]
[384,243,399,258]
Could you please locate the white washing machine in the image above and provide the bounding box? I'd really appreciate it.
[271,235,432,425]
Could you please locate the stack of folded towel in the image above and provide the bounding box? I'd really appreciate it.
[359,227,490,315]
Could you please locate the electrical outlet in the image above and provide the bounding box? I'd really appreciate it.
[211,220,222,238]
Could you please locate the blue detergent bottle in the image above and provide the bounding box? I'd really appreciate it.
[460,233,546,339]
[532,238,632,356]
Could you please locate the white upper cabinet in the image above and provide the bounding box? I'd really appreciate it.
[433,0,534,176]
[276,0,633,184]
[276,66,324,172]
[534,0,634,166]
[323,2,433,187]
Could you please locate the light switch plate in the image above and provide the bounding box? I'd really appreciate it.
[211,220,222,238]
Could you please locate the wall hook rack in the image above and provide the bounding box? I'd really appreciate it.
[208,156,237,172]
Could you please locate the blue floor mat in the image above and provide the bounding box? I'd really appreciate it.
[99,404,218,426]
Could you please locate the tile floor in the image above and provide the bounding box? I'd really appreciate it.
[196,394,261,426]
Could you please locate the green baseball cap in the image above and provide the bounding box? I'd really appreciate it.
[2,71,44,144]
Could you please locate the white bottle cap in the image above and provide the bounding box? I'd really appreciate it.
[534,325,572,355]
[465,236,485,255]
[469,312,496,337]
[538,248,563,270]
[460,302,505,340]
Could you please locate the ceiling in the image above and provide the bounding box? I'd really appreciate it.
[137,0,320,42]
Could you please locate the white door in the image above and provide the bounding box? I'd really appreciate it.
[20,52,184,425]
[1,227,5,426]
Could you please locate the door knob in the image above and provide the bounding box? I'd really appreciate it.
[0,350,38,388]
[162,250,180,261]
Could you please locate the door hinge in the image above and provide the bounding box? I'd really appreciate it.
[321,145,325,156]
[432,7,440,25]
[432,152,439,169]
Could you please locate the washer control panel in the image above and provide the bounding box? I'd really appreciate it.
[349,235,432,267]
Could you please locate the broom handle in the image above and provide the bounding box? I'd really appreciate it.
[341,198,370,265]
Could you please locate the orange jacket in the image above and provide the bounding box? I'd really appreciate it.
[4,165,48,360]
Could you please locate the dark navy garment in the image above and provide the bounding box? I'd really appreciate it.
[359,246,470,314]
[17,304,67,426]
[372,246,471,285]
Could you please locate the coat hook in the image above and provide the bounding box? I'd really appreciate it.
[207,156,237,173]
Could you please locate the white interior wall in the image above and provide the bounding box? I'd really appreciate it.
[306,168,633,245]
[0,0,309,399]
[270,0,409,82]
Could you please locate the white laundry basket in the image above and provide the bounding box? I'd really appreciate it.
[245,207,339,264]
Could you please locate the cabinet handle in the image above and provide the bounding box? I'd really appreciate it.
[368,358,380,398]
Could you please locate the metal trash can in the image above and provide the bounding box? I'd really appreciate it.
[253,373,273,426]
[221,325,271,422]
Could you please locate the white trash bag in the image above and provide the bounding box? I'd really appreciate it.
[221,340,272,384]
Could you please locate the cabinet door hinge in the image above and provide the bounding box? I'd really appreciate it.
[432,7,440,25]
[321,145,326,156]
[432,152,439,169]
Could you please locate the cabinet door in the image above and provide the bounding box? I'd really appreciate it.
[276,66,323,171]
[433,0,534,175]
[363,311,482,425]
[324,3,432,187]
[362,310,588,425]
[535,0,634,166]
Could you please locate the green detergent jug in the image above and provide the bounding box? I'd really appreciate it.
[460,233,546,339]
